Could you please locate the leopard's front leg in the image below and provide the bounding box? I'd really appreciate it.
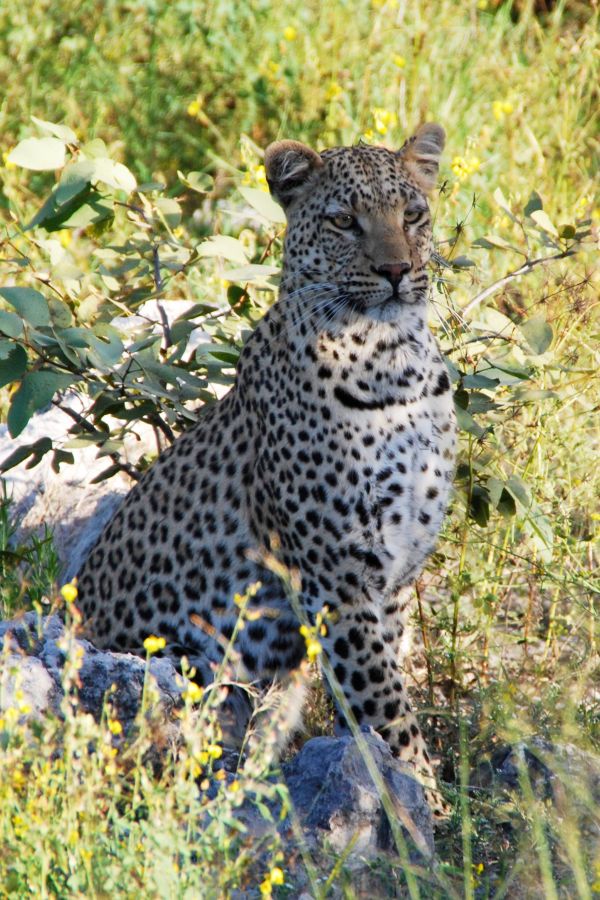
[322,599,449,819]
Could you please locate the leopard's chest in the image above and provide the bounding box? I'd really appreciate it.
[336,385,455,586]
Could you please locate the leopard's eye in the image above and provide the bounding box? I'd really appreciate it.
[403,206,426,225]
[330,213,357,230]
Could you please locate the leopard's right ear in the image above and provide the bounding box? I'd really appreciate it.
[264,140,323,209]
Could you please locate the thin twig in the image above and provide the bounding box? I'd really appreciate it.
[54,400,141,482]
[461,248,577,315]
[152,245,172,349]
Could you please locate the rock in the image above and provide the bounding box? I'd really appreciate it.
[0,612,183,738]
[473,738,600,810]
[283,730,435,860]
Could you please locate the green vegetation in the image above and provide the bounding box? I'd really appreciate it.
[0,0,598,895]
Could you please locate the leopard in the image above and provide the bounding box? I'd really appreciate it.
[76,123,456,816]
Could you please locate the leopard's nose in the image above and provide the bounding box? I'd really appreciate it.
[376,262,411,288]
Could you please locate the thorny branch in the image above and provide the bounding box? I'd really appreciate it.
[461,248,577,315]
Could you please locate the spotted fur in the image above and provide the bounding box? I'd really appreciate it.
[77,124,456,815]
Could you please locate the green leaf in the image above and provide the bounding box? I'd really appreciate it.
[496,488,517,518]
[51,449,75,472]
[449,255,476,268]
[7,371,75,438]
[90,464,123,484]
[487,476,504,508]
[178,170,213,193]
[60,196,114,229]
[0,344,27,389]
[559,224,576,240]
[0,310,24,338]
[198,235,249,265]
[155,197,182,228]
[0,437,53,473]
[27,174,94,231]
[523,191,543,218]
[454,404,486,438]
[530,209,558,236]
[469,485,490,527]
[31,116,78,145]
[472,234,519,252]
[493,187,516,220]
[0,287,50,327]
[462,373,499,389]
[91,157,137,193]
[519,314,553,355]
[8,137,66,171]
[467,391,498,414]
[238,186,286,224]
[223,263,280,283]
[505,474,531,510]
[55,161,96,204]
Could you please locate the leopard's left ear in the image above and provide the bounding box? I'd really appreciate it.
[397,123,445,193]
[264,140,323,209]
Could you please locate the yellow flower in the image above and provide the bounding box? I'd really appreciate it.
[270,867,284,885]
[107,718,122,735]
[492,100,514,122]
[362,129,374,142]
[306,638,322,662]
[143,635,166,654]
[228,779,241,792]
[477,0,488,8]
[61,580,78,604]
[326,81,343,101]
[182,681,203,703]
[57,229,72,248]
[372,107,398,136]
[187,99,201,118]
[2,151,16,171]
[242,163,268,190]
[451,155,481,181]
[392,54,406,68]
[5,707,19,726]
[283,26,297,41]
[12,815,27,838]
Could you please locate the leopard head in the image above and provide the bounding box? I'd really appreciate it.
[265,124,444,323]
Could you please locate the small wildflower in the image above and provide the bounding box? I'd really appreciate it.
[477,0,488,8]
[12,815,27,838]
[392,54,406,68]
[300,624,323,662]
[57,229,72,248]
[362,128,375,142]
[229,779,241,792]
[326,81,343,101]
[187,99,201,118]
[60,579,78,604]
[182,681,203,703]
[492,100,514,122]
[2,151,16,171]
[107,718,122,735]
[270,867,284,885]
[242,162,268,190]
[451,155,481,181]
[143,635,166,655]
[282,26,297,41]
[372,107,398,136]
